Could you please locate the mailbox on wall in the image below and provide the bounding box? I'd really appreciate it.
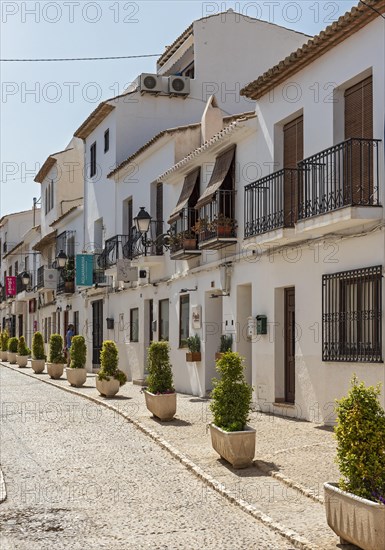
[256,315,267,335]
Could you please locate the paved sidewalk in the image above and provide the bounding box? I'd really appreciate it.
[1,362,358,550]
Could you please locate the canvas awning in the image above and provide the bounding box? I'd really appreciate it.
[195,146,235,210]
[167,168,200,224]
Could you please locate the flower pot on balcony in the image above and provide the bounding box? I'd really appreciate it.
[96,377,120,397]
[210,423,256,469]
[144,390,176,421]
[324,482,385,550]
[64,281,75,293]
[217,225,232,238]
[46,363,65,379]
[186,352,201,362]
[182,238,197,250]
[16,355,28,367]
[31,359,45,374]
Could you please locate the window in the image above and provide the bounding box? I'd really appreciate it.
[73,311,79,336]
[322,266,382,362]
[179,295,189,347]
[159,299,169,341]
[90,142,97,177]
[130,308,139,342]
[9,265,12,276]
[104,129,110,153]
[14,261,18,275]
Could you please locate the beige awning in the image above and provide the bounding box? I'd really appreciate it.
[168,168,200,224]
[195,146,235,209]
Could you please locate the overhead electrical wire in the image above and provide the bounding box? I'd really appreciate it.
[0,53,162,62]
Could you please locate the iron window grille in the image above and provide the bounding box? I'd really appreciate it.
[322,265,382,362]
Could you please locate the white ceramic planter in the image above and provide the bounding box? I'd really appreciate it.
[144,391,176,421]
[324,482,385,550]
[16,355,28,367]
[46,363,65,379]
[210,423,256,469]
[1,351,8,361]
[7,352,17,364]
[96,377,120,397]
[66,367,87,387]
[31,359,45,374]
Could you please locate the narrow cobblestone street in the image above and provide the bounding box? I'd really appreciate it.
[0,366,300,549]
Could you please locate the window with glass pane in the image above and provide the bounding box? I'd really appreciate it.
[179,295,189,347]
[159,299,169,341]
[130,308,139,342]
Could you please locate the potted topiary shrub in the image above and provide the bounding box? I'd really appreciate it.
[215,334,233,361]
[16,336,31,367]
[324,375,385,550]
[186,334,201,362]
[96,340,127,397]
[66,335,87,387]
[0,330,9,361]
[209,351,255,468]
[7,336,19,364]
[144,341,176,421]
[46,334,66,379]
[31,331,46,373]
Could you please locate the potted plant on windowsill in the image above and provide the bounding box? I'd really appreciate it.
[324,375,385,550]
[66,335,87,387]
[7,337,19,364]
[46,334,66,379]
[186,334,201,362]
[96,340,127,397]
[0,330,9,361]
[210,351,255,469]
[31,331,46,373]
[215,334,233,361]
[144,341,176,421]
[16,336,31,367]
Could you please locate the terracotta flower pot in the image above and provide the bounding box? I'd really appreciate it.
[46,363,65,379]
[31,359,45,374]
[96,377,120,397]
[144,390,176,421]
[186,352,201,362]
[210,423,256,469]
[16,355,29,368]
[66,367,87,387]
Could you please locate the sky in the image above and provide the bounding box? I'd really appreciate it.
[0,0,359,216]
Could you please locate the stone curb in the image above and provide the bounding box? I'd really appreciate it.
[2,363,321,550]
[0,466,7,503]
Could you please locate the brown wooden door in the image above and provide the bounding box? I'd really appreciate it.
[283,116,303,225]
[284,288,295,403]
[344,76,373,204]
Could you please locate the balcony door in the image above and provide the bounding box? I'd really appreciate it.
[283,115,303,225]
[344,76,373,204]
[284,287,296,404]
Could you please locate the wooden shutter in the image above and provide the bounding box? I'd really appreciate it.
[344,76,373,139]
[344,76,373,204]
[283,115,303,225]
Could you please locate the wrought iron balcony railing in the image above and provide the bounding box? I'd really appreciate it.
[244,169,298,237]
[298,138,381,220]
[98,221,165,269]
[196,190,237,246]
[169,208,199,257]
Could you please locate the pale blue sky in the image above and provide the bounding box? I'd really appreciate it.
[0,0,358,216]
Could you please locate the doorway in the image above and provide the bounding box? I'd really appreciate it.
[92,300,103,368]
[236,284,252,385]
[284,288,295,403]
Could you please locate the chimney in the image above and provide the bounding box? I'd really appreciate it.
[201,95,223,143]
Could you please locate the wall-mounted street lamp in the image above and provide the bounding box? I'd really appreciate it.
[66,304,72,311]
[21,271,31,287]
[133,207,171,257]
[56,250,68,269]
[134,207,152,234]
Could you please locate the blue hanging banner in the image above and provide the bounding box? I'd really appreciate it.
[75,254,94,286]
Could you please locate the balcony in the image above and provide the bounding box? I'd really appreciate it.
[169,208,201,260]
[99,221,165,270]
[57,257,75,295]
[296,138,382,234]
[93,254,108,285]
[244,169,299,245]
[196,190,237,250]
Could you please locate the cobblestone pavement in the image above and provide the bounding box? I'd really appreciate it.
[1,364,359,549]
[0,367,298,550]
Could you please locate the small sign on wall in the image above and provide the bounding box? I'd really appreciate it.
[192,305,201,329]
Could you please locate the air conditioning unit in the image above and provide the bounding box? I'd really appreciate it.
[139,73,163,94]
[169,76,190,95]
[43,269,57,289]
